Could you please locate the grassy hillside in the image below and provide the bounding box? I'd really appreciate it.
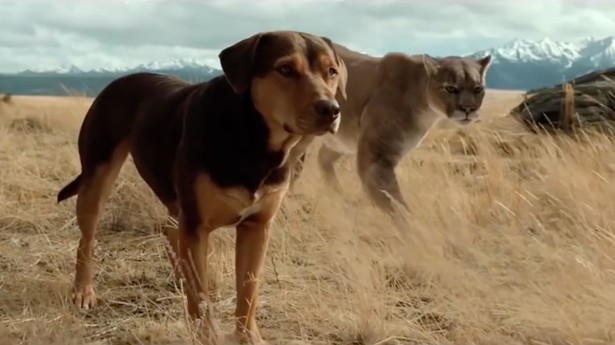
[1,92,615,344]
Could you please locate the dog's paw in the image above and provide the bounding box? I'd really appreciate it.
[73,285,97,310]
[231,330,266,345]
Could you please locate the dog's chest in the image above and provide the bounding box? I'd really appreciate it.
[231,186,278,225]
[193,173,284,229]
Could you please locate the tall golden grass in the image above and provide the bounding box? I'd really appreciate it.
[1,91,615,345]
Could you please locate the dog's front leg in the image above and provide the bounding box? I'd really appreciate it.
[234,217,273,344]
[170,215,216,342]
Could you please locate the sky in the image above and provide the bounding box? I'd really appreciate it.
[1,0,615,73]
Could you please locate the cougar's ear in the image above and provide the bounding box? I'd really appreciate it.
[421,54,441,76]
[335,53,348,100]
[321,36,348,100]
[218,33,265,94]
[477,54,492,81]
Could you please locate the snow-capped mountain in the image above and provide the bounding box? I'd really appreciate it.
[17,57,220,76]
[3,36,615,96]
[4,58,223,96]
[472,36,615,90]
[131,58,218,74]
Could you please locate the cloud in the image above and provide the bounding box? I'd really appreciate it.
[0,0,614,73]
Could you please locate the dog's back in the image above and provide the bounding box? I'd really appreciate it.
[57,72,198,202]
[78,72,192,155]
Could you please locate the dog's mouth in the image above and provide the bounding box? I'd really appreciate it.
[312,121,340,135]
[326,117,340,134]
[284,118,339,135]
[283,123,296,134]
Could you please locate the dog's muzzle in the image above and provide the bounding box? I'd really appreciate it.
[327,116,341,134]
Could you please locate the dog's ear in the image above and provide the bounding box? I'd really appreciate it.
[218,33,264,94]
[320,36,348,100]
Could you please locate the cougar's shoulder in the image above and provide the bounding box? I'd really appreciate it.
[322,44,381,153]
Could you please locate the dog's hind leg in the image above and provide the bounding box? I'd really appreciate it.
[72,141,130,310]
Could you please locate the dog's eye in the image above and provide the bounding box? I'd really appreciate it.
[444,85,459,94]
[276,64,294,78]
[328,67,338,77]
[473,86,484,94]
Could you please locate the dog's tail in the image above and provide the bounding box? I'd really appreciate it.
[57,174,82,204]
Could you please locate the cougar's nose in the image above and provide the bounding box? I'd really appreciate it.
[459,105,477,114]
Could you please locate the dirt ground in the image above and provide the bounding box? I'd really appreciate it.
[2,89,615,345]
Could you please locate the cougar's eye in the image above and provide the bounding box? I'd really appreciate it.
[328,67,338,77]
[444,85,459,94]
[473,86,484,94]
[276,64,295,78]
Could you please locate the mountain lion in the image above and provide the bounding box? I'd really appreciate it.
[292,43,492,218]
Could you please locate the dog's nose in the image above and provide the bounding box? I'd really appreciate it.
[314,99,340,118]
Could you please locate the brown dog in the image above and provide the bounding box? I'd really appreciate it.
[56,30,347,344]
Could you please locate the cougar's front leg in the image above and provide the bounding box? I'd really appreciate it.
[355,118,413,217]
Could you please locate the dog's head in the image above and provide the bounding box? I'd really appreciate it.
[218,30,348,136]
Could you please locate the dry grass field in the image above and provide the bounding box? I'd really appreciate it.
[2,89,615,345]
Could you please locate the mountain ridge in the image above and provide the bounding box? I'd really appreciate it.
[2,36,614,96]
[470,36,615,90]
[15,57,219,76]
